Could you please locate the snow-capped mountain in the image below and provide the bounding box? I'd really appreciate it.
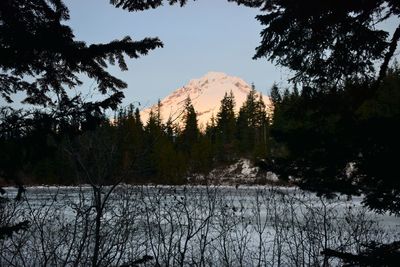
[140,72,272,129]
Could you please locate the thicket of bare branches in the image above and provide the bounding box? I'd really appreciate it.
[0,186,397,266]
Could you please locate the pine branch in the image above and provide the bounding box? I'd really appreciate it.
[110,0,190,11]
[227,0,268,10]
[0,92,123,136]
[322,241,400,266]
[0,1,163,110]
[378,23,400,83]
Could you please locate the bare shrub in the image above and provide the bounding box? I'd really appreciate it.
[0,186,397,267]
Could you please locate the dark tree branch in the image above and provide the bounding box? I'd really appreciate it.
[322,241,400,266]
[378,23,400,83]
[110,0,190,11]
[0,221,30,240]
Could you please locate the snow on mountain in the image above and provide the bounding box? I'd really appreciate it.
[140,72,272,129]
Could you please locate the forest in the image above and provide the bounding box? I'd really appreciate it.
[1,86,272,185]
[1,0,400,266]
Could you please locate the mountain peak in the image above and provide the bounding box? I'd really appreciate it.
[186,71,251,94]
[203,71,228,79]
[141,72,271,129]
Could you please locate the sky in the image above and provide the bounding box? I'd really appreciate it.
[2,1,398,110]
[66,0,289,109]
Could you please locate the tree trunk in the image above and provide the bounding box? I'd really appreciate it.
[378,24,400,83]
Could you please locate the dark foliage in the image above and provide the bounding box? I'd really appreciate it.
[119,255,154,267]
[180,97,199,154]
[0,0,163,241]
[2,1,399,264]
[0,86,271,186]
[230,0,400,86]
[267,68,400,266]
[223,1,399,264]
[0,220,29,240]
[0,0,162,132]
[323,241,400,267]
[269,69,400,212]
[110,0,190,11]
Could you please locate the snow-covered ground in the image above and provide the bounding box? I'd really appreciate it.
[189,158,280,184]
[1,185,400,266]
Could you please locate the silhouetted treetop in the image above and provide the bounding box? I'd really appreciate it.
[110,0,190,11]
[230,0,400,86]
[0,0,162,108]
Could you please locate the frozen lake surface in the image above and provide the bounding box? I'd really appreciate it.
[1,185,400,266]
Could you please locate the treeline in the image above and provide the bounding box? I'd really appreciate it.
[268,65,400,213]
[2,66,399,188]
[0,86,270,185]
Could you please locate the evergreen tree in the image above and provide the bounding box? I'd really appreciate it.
[270,83,282,105]
[282,88,290,102]
[0,0,163,135]
[253,93,269,158]
[156,139,186,184]
[216,91,236,161]
[117,105,147,182]
[235,106,250,154]
[254,94,268,128]
[180,97,199,154]
[110,0,191,11]
[0,0,189,240]
[141,109,162,180]
[164,116,175,143]
[205,114,217,162]
[0,0,164,238]
[232,0,400,85]
[237,84,259,154]
[191,135,214,174]
[265,71,400,263]
[292,84,300,98]
[134,108,143,133]
[156,99,162,126]
[246,84,258,128]
[206,114,217,145]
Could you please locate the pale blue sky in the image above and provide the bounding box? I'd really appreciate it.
[66,0,288,109]
[2,1,398,109]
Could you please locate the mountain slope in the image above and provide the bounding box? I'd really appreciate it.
[141,72,272,129]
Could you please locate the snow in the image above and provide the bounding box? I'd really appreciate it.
[2,185,400,266]
[266,171,279,182]
[140,72,272,129]
[188,158,282,185]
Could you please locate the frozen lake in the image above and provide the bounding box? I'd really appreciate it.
[1,185,400,266]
